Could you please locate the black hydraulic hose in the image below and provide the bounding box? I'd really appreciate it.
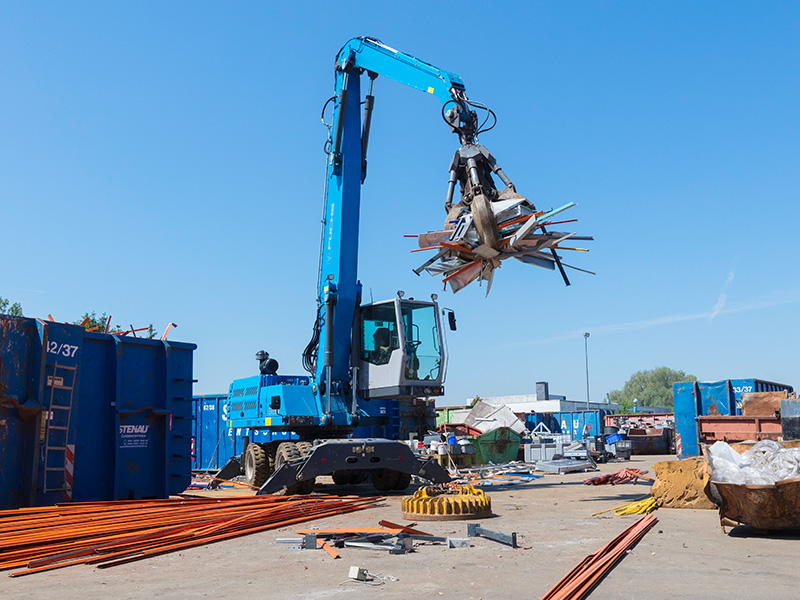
[331,74,350,157]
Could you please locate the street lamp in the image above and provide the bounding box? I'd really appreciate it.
[584,332,590,410]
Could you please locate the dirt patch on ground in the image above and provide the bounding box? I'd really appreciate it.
[651,457,716,509]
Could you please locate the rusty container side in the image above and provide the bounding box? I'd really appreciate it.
[0,316,46,508]
[712,478,800,530]
[627,427,672,454]
[698,415,782,444]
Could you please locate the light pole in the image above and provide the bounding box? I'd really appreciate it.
[584,332,590,410]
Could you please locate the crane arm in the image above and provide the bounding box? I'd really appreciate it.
[335,37,466,105]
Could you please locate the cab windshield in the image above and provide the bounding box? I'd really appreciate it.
[400,303,440,381]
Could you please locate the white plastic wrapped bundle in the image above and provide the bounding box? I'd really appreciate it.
[711,457,746,484]
[739,466,777,485]
[710,440,800,484]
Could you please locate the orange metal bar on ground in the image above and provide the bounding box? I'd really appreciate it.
[2,495,382,577]
[317,539,341,559]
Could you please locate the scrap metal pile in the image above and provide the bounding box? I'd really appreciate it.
[0,495,381,576]
[584,467,652,485]
[410,143,594,294]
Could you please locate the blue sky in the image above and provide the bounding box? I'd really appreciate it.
[3,2,799,406]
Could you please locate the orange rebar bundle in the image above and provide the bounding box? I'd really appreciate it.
[0,494,381,577]
[539,513,658,600]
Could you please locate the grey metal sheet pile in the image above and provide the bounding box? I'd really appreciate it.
[411,192,593,294]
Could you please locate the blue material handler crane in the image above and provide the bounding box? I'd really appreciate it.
[214,38,519,494]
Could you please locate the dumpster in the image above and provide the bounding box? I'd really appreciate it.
[697,415,782,444]
[552,410,612,440]
[627,427,672,454]
[191,394,295,471]
[1,315,196,507]
[674,379,794,458]
[713,478,800,531]
[472,427,522,465]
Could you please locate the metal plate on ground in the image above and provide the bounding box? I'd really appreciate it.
[535,459,595,474]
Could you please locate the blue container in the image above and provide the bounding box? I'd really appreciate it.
[674,379,795,458]
[525,413,562,434]
[0,316,196,507]
[551,410,612,440]
[191,394,296,471]
[605,433,622,444]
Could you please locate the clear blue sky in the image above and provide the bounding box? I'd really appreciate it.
[3,2,799,406]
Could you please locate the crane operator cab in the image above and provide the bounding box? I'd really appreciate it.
[356,293,454,400]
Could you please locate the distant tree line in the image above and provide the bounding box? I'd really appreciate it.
[608,367,697,412]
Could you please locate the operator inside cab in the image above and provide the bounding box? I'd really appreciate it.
[371,327,393,365]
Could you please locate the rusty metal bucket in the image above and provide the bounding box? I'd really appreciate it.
[711,478,800,531]
[704,441,800,531]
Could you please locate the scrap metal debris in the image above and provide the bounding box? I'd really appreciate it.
[409,144,593,294]
[539,514,658,600]
[455,463,543,487]
[467,523,518,548]
[0,495,381,576]
[295,521,444,556]
[583,468,651,485]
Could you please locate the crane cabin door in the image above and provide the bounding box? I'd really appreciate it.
[357,298,446,400]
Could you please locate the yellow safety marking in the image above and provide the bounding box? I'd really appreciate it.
[427,86,434,94]
[264,417,271,426]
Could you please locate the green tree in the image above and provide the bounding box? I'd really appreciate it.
[608,367,697,411]
[0,296,23,316]
[74,311,112,332]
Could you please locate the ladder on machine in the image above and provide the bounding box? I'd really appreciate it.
[42,362,77,494]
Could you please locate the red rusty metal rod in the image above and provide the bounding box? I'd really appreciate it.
[540,514,657,600]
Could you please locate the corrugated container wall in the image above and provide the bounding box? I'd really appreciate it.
[0,316,196,508]
[674,379,795,458]
[191,394,295,471]
[526,410,611,440]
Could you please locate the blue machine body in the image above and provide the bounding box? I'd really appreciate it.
[674,378,794,458]
[193,394,433,470]
[0,315,196,508]
[225,38,468,436]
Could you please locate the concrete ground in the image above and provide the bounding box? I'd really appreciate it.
[2,454,798,600]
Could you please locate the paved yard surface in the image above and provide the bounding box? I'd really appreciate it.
[2,454,798,599]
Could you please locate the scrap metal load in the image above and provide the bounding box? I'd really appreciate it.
[411,143,594,294]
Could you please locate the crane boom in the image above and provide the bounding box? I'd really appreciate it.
[315,37,472,418]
